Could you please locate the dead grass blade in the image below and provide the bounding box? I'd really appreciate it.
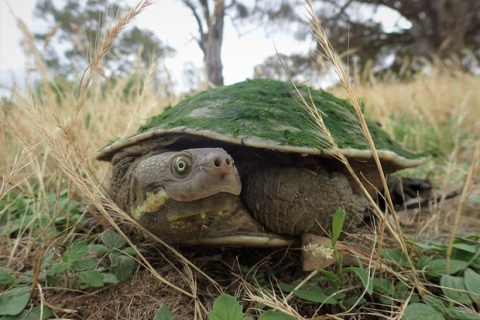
[446,140,480,268]
[3,0,221,313]
[301,0,424,294]
[74,0,155,124]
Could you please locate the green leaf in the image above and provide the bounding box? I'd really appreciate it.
[343,296,366,306]
[440,275,473,305]
[464,268,480,303]
[394,282,420,303]
[72,257,99,271]
[315,269,338,282]
[324,288,346,300]
[443,307,480,320]
[422,295,449,314]
[294,289,338,304]
[0,305,53,320]
[154,305,177,320]
[342,266,373,295]
[331,208,346,245]
[88,244,110,254]
[102,230,127,249]
[450,250,476,265]
[406,239,446,253]
[311,270,339,288]
[122,247,139,256]
[425,259,468,277]
[416,255,433,270]
[451,242,479,254]
[382,248,409,268]
[46,274,62,286]
[17,271,33,285]
[402,303,445,320]
[208,294,249,320]
[29,305,53,320]
[51,261,71,273]
[77,270,104,288]
[102,272,120,284]
[471,255,480,269]
[258,309,295,320]
[65,241,88,261]
[110,254,137,282]
[468,194,480,203]
[0,287,31,316]
[0,269,16,285]
[372,277,392,294]
[277,282,298,293]
[40,251,55,270]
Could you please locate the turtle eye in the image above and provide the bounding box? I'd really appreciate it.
[173,156,190,175]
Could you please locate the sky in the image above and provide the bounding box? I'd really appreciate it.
[0,0,408,95]
[0,0,314,94]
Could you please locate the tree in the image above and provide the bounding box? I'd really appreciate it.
[34,0,174,77]
[253,54,320,82]
[319,0,480,72]
[181,0,298,87]
[182,0,226,86]
[255,0,480,80]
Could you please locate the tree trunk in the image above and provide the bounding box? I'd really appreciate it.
[202,0,225,86]
[184,0,226,87]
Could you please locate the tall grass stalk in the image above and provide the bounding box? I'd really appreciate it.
[2,0,479,318]
[2,1,221,316]
[446,141,480,269]
[300,0,424,296]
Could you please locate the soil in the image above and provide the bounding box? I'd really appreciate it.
[39,183,480,319]
[44,246,306,320]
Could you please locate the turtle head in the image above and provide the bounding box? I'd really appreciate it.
[133,147,241,203]
[130,148,242,242]
[127,147,291,246]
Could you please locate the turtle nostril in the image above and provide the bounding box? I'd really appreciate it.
[225,157,231,166]
[214,158,221,167]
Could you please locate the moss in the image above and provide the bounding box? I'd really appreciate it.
[133,190,169,219]
[136,79,423,160]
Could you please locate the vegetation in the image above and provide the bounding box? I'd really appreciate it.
[1,0,479,319]
[127,78,425,164]
[34,0,174,76]
[255,0,480,81]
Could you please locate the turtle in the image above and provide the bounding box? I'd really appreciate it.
[97,79,425,247]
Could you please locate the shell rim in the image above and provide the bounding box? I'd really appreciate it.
[97,126,427,168]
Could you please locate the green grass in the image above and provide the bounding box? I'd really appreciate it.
[1,0,479,318]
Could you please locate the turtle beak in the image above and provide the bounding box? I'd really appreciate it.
[197,153,241,195]
[165,148,241,201]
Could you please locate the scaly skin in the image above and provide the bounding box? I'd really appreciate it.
[244,166,367,236]
[110,148,292,245]
[110,147,367,246]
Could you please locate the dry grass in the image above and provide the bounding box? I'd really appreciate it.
[1,0,480,319]
[331,63,480,170]
[260,1,479,318]
[1,1,219,318]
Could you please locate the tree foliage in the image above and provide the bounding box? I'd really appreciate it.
[319,0,480,71]
[34,0,174,77]
[181,0,302,87]
[255,0,480,81]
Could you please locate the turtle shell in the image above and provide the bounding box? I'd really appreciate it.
[97,78,425,168]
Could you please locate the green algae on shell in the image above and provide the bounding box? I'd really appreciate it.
[97,79,426,168]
